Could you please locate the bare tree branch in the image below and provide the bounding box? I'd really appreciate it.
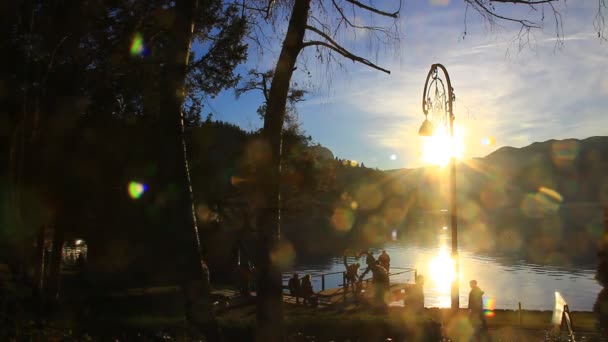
[465,0,565,51]
[302,40,390,74]
[331,0,394,34]
[594,0,608,40]
[342,0,399,18]
[469,0,541,28]
[490,0,556,4]
[265,0,276,19]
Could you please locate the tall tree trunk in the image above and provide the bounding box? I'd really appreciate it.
[256,1,310,340]
[158,0,199,280]
[46,216,65,310]
[33,223,46,320]
[158,0,212,336]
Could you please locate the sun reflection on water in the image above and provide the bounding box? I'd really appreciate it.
[426,233,457,308]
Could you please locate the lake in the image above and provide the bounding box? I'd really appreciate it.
[283,231,602,311]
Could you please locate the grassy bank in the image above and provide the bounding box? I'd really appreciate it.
[3,286,600,341]
[216,303,600,341]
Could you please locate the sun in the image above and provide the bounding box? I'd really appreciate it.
[421,125,465,166]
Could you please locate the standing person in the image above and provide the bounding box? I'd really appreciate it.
[468,280,488,333]
[358,250,376,280]
[369,261,390,308]
[343,250,360,294]
[288,273,301,304]
[378,250,390,273]
[238,262,252,297]
[408,275,425,313]
[300,274,314,306]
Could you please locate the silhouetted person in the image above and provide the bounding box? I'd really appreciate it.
[288,273,301,304]
[75,253,86,286]
[343,250,360,294]
[407,275,425,313]
[358,250,376,280]
[378,250,390,273]
[300,274,314,306]
[371,261,389,308]
[238,262,252,296]
[468,280,487,333]
[75,253,86,272]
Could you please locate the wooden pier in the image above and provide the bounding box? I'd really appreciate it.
[211,266,418,309]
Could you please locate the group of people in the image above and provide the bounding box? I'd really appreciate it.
[287,273,315,306]
[343,249,393,307]
[343,249,391,292]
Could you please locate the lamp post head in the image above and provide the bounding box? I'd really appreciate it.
[418,118,435,137]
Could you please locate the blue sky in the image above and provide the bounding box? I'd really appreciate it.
[204,0,607,170]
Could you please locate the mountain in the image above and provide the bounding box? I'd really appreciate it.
[389,136,608,265]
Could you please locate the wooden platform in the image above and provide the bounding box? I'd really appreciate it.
[316,282,416,305]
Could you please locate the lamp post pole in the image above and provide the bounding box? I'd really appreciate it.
[420,63,459,311]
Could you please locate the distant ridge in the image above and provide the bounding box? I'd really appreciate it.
[485,136,607,160]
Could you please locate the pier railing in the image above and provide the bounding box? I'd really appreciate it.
[284,266,417,292]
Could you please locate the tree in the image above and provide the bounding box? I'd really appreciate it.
[1,0,248,332]
[248,1,399,340]
[236,69,307,132]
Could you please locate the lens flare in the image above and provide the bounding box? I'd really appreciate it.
[130,33,146,57]
[539,186,563,203]
[128,181,147,199]
[484,296,496,317]
[481,136,495,146]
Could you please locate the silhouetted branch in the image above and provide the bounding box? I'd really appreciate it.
[235,69,272,102]
[302,40,390,74]
[594,0,607,40]
[465,0,564,52]
[343,0,399,18]
[331,0,394,33]
[491,0,555,3]
[470,0,541,28]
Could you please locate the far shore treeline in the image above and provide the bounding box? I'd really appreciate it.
[2,106,607,286]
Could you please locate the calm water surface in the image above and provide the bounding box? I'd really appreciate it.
[283,232,601,311]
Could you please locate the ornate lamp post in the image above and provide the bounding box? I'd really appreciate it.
[419,63,459,310]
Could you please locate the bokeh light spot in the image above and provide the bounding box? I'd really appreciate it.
[128,181,147,199]
[130,33,147,57]
[481,136,495,146]
[355,184,383,210]
[538,186,563,203]
[271,240,296,271]
[330,207,355,232]
[231,175,246,186]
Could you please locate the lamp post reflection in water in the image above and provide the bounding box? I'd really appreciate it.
[428,233,456,308]
[418,63,460,310]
